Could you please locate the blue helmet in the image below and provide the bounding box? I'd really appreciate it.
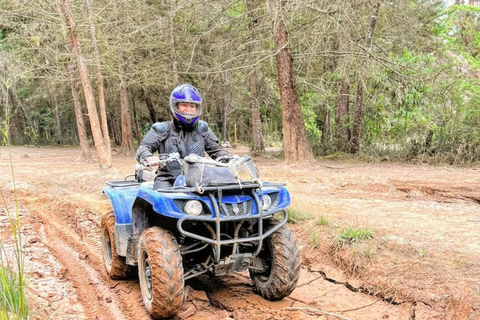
[169,84,202,128]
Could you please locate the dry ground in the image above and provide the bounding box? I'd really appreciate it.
[1,146,479,320]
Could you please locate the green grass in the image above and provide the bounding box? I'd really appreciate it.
[309,230,320,248]
[286,208,312,224]
[0,264,27,319]
[1,84,29,320]
[337,226,374,244]
[315,216,329,226]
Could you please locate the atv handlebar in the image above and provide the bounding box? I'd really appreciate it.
[143,152,181,168]
[143,153,246,168]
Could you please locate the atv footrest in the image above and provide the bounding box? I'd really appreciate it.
[212,253,254,276]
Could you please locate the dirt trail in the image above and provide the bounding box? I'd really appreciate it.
[1,146,479,320]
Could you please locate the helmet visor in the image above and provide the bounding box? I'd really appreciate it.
[172,101,202,120]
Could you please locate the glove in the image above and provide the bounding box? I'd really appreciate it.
[143,156,159,167]
[216,154,233,163]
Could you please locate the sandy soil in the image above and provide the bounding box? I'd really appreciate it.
[1,146,479,320]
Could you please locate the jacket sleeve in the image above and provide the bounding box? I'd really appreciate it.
[203,128,229,159]
[135,122,169,163]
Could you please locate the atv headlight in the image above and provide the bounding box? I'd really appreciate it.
[184,200,203,216]
[261,195,272,211]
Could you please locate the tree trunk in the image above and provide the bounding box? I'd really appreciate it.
[7,84,28,144]
[132,94,141,145]
[143,88,158,123]
[322,109,330,145]
[84,0,111,159]
[118,61,134,156]
[48,83,63,144]
[59,0,111,168]
[68,62,92,162]
[350,1,381,154]
[249,72,264,153]
[268,0,312,162]
[166,0,179,84]
[247,0,264,153]
[334,17,351,152]
[222,102,228,143]
[335,79,349,151]
[0,57,12,143]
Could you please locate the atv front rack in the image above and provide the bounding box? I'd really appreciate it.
[172,184,288,267]
[155,181,285,193]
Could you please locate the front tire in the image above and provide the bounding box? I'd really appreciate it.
[101,212,132,279]
[138,227,184,319]
[249,220,300,300]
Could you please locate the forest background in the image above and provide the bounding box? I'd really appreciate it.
[0,0,479,166]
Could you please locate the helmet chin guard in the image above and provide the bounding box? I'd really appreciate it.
[169,84,202,128]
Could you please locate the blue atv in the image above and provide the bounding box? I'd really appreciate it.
[101,154,300,319]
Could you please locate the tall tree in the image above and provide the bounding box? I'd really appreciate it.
[334,8,351,152]
[166,0,180,85]
[247,0,265,153]
[350,1,381,154]
[68,62,92,162]
[118,60,134,156]
[48,82,63,144]
[59,0,111,168]
[84,0,111,159]
[268,0,312,162]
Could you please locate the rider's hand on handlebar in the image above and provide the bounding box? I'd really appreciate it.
[144,156,159,167]
[216,154,233,163]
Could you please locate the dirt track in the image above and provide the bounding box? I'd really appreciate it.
[1,146,479,320]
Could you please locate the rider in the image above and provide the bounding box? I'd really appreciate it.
[136,84,231,189]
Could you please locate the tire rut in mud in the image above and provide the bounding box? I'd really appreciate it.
[22,192,150,320]
[21,191,417,320]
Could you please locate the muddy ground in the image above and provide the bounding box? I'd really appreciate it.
[1,146,479,320]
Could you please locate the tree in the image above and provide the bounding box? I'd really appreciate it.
[268,0,312,162]
[68,62,92,162]
[118,59,134,156]
[350,1,381,154]
[84,0,111,159]
[247,0,265,153]
[334,9,351,152]
[58,0,111,168]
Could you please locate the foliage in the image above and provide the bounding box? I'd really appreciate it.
[0,81,29,319]
[0,0,479,163]
[316,216,329,226]
[286,208,312,224]
[299,92,322,147]
[337,226,373,244]
[309,230,320,248]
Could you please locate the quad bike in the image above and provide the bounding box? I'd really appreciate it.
[101,153,300,319]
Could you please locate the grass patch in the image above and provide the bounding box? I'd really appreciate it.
[286,208,312,224]
[309,230,320,248]
[0,264,27,319]
[337,226,373,244]
[329,227,375,275]
[1,83,29,319]
[315,216,329,226]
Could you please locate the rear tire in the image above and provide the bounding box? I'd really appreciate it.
[101,212,132,279]
[138,227,184,319]
[249,220,300,300]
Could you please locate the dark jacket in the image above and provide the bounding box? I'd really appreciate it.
[136,120,228,186]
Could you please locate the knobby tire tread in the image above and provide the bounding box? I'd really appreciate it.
[138,227,184,319]
[250,221,300,300]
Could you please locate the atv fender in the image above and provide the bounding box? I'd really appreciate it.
[103,186,139,256]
